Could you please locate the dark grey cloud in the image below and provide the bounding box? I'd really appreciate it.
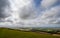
[0,0,10,19]
[20,6,37,20]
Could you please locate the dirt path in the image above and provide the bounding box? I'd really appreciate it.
[35,32,60,36]
[53,34,60,36]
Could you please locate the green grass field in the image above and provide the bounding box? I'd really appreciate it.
[0,28,60,38]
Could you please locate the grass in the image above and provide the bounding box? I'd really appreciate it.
[0,28,60,38]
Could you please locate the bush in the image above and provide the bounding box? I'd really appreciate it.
[46,30,57,34]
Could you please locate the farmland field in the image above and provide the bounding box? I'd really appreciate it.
[0,28,60,38]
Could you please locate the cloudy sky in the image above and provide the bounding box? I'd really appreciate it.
[0,0,60,27]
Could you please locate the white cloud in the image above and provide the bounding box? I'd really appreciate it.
[0,0,60,28]
[41,0,58,8]
[39,6,60,24]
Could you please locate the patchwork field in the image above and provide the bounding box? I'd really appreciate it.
[0,28,60,38]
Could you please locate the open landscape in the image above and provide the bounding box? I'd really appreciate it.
[0,28,60,38]
[0,0,60,38]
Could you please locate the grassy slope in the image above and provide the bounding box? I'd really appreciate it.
[0,28,60,38]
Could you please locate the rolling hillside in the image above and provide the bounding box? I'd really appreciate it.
[0,28,60,38]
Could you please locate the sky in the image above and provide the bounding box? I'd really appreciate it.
[0,0,60,28]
